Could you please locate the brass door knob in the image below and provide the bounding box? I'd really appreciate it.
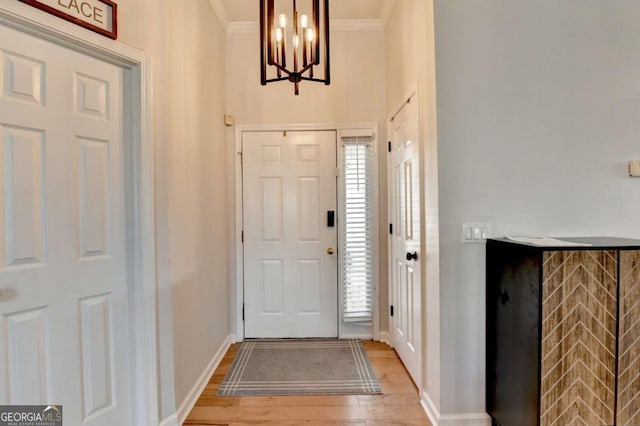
[327,247,334,255]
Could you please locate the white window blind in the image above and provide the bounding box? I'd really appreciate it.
[341,136,374,323]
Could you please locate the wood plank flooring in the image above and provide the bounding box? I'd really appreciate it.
[184,340,432,425]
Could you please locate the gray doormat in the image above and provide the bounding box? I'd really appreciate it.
[217,339,382,396]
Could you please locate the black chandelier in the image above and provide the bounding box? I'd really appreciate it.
[260,0,330,95]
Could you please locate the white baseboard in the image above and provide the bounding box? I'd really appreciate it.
[378,331,391,346]
[175,333,234,425]
[421,390,491,426]
[159,413,178,426]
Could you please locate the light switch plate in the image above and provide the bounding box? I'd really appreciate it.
[462,223,491,244]
[629,160,640,177]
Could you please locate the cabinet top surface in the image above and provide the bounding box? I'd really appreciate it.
[488,236,640,250]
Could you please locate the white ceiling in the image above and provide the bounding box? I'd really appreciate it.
[221,0,391,23]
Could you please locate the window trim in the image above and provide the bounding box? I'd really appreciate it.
[337,128,379,339]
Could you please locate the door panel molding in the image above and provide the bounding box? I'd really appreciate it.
[243,130,337,338]
[0,4,157,425]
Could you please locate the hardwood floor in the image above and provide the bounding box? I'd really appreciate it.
[184,340,432,425]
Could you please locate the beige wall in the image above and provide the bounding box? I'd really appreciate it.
[385,0,441,412]
[227,28,385,125]
[167,0,230,414]
[226,26,390,332]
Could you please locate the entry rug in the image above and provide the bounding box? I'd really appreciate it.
[216,339,382,396]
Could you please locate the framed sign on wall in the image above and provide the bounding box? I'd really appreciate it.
[19,0,117,39]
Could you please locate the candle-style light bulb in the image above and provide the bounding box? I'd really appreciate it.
[300,14,308,28]
[279,14,286,28]
[307,28,314,42]
[293,34,299,48]
[276,28,283,42]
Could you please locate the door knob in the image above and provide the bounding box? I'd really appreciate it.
[406,252,418,261]
[327,247,334,255]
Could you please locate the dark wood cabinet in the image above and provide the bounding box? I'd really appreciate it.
[486,237,640,426]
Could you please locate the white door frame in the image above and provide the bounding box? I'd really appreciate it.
[233,123,379,342]
[0,2,158,425]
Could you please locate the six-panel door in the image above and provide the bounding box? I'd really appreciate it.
[242,131,338,338]
[0,24,133,425]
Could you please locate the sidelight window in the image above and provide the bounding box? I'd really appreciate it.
[340,135,375,323]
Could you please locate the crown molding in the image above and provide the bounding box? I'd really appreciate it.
[207,0,229,30]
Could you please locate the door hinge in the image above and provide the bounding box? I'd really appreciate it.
[388,141,392,152]
[389,223,393,235]
[238,151,243,165]
[241,230,244,243]
[390,305,394,317]
[242,303,245,321]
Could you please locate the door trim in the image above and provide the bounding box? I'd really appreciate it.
[233,123,379,342]
[0,3,158,425]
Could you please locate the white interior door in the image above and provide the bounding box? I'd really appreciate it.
[243,130,338,338]
[389,96,422,384]
[0,24,133,425]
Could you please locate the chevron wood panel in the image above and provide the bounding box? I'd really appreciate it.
[618,250,640,426]
[540,250,617,426]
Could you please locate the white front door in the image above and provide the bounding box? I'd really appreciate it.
[0,25,133,425]
[389,96,422,384]
[243,130,338,338]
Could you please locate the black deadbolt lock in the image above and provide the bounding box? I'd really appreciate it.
[327,211,335,227]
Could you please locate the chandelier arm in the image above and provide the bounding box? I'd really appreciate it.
[300,76,330,83]
[298,62,315,75]
[263,77,290,83]
[272,63,292,76]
